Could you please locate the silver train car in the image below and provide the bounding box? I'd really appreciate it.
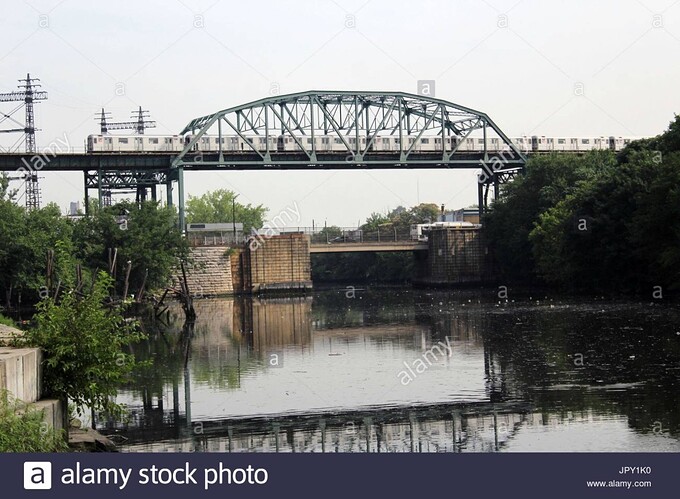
[86,134,638,153]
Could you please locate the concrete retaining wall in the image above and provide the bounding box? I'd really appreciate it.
[0,326,66,434]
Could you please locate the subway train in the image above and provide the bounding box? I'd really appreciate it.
[86,134,639,154]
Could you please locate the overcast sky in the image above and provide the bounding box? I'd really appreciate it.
[1,0,679,226]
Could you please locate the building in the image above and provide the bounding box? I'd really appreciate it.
[442,209,480,225]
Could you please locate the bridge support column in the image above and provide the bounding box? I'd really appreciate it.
[477,181,484,220]
[83,173,90,216]
[166,174,173,208]
[178,166,185,231]
[97,169,103,210]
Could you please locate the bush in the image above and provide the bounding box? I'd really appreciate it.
[0,391,67,452]
[18,272,147,420]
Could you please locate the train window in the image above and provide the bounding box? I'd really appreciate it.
[349,138,356,144]
[118,138,128,144]
[306,138,312,144]
[421,138,429,144]
[105,137,112,143]
[435,138,441,144]
[558,139,566,144]
[478,139,485,143]
[149,138,159,144]
[259,138,266,143]
[582,139,590,144]
[334,138,342,144]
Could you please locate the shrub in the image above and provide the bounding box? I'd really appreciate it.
[18,271,147,420]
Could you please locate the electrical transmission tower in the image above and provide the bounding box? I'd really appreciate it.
[93,106,156,207]
[0,73,47,210]
[96,106,156,134]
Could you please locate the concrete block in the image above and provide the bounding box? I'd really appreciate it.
[0,347,42,403]
[30,398,65,432]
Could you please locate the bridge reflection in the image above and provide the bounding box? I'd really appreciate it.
[106,292,680,452]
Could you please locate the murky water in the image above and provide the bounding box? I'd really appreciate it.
[100,288,680,452]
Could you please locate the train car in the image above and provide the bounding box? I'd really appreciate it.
[87,134,184,152]
[87,133,644,155]
[609,136,634,151]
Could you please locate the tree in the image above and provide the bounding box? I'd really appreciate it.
[361,212,390,231]
[72,200,188,296]
[484,151,616,282]
[0,201,74,306]
[534,149,660,290]
[484,114,680,293]
[185,189,267,233]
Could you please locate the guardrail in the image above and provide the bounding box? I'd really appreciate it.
[187,227,419,247]
[300,227,415,244]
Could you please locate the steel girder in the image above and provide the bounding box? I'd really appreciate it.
[174,91,527,168]
[84,169,169,189]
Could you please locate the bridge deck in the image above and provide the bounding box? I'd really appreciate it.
[0,151,524,172]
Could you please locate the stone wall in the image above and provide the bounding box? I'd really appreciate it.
[415,227,492,285]
[246,233,312,293]
[180,247,234,297]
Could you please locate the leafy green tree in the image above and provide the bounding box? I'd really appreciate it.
[185,189,267,233]
[484,151,616,282]
[0,201,73,305]
[631,152,680,289]
[18,272,147,418]
[73,201,188,296]
[361,212,390,230]
[529,158,649,291]
[485,114,680,293]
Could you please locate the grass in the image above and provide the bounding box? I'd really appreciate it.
[0,390,68,452]
[0,313,15,327]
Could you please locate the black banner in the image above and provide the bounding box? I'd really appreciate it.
[2,453,676,498]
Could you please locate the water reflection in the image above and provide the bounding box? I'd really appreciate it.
[102,289,680,452]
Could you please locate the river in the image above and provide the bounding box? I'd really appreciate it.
[100,287,680,453]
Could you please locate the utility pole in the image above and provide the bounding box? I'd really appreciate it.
[96,106,156,134]
[93,106,157,205]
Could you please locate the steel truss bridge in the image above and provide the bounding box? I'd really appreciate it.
[0,91,527,225]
